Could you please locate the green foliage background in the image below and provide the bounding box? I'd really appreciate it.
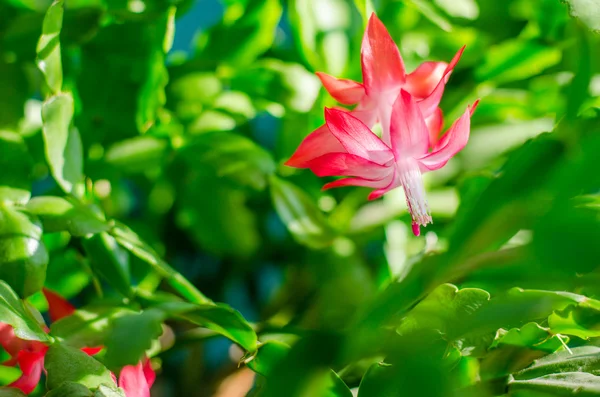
[1,0,600,395]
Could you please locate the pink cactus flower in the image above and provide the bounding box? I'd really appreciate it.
[286,13,464,169]
[285,13,478,235]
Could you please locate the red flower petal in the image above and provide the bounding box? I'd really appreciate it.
[285,124,347,168]
[418,46,465,118]
[119,361,152,397]
[418,100,479,171]
[324,108,393,164]
[405,61,447,99]
[316,72,365,105]
[389,90,429,158]
[43,288,75,323]
[307,153,392,180]
[9,351,45,394]
[361,13,405,94]
[425,108,444,148]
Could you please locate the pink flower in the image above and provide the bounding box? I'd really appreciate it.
[117,358,156,397]
[303,91,478,236]
[0,289,101,394]
[286,13,464,169]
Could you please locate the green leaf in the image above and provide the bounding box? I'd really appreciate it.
[0,280,50,342]
[509,372,600,396]
[94,385,126,397]
[562,0,600,32]
[288,0,352,73]
[45,343,114,390]
[475,40,562,84]
[51,306,134,349]
[104,136,169,174]
[198,0,283,66]
[26,196,110,236]
[82,233,132,297]
[0,388,27,397]
[515,346,600,380]
[109,222,211,305]
[103,308,165,369]
[0,206,48,298]
[407,0,453,32]
[548,301,600,339]
[249,340,352,397]
[177,303,258,352]
[247,341,290,376]
[0,131,33,205]
[231,59,321,113]
[42,93,84,196]
[179,132,275,190]
[269,176,337,249]
[176,171,261,257]
[36,0,63,94]
[396,283,490,338]
[46,382,93,397]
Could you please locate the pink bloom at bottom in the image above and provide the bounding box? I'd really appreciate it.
[0,289,102,394]
[117,358,156,397]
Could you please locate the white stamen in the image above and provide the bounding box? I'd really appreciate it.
[398,160,432,228]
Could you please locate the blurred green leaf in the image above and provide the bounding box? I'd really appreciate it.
[548,301,600,339]
[288,0,352,74]
[0,388,27,397]
[514,346,600,381]
[179,132,275,190]
[103,308,164,369]
[198,0,282,66]
[109,222,211,305]
[562,0,600,32]
[36,0,63,94]
[396,283,490,338]
[51,306,134,349]
[0,280,49,342]
[269,175,337,249]
[247,341,290,376]
[177,171,261,257]
[0,131,33,205]
[231,59,321,113]
[176,303,258,352]
[46,382,93,397]
[94,385,126,397]
[83,233,132,298]
[45,342,114,390]
[42,93,84,196]
[104,136,169,174]
[0,206,48,298]
[26,196,110,236]
[475,40,562,84]
[509,372,600,396]
[407,0,453,32]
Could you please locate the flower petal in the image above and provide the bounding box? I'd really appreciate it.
[418,100,479,171]
[324,108,393,164]
[361,13,405,94]
[418,46,465,118]
[307,153,392,180]
[390,90,430,158]
[285,124,347,168]
[9,351,45,394]
[405,61,447,99]
[323,173,394,191]
[425,107,444,148]
[316,72,366,105]
[81,346,103,355]
[119,361,152,397]
[43,288,75,323]
[142,358,156,388]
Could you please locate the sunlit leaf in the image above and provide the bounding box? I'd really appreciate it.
[36,0,63,94]
[45,343,114,390]
[41,93,84,196]
[0,280,49,342]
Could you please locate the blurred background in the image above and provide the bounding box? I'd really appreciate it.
[0,0,599,395]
